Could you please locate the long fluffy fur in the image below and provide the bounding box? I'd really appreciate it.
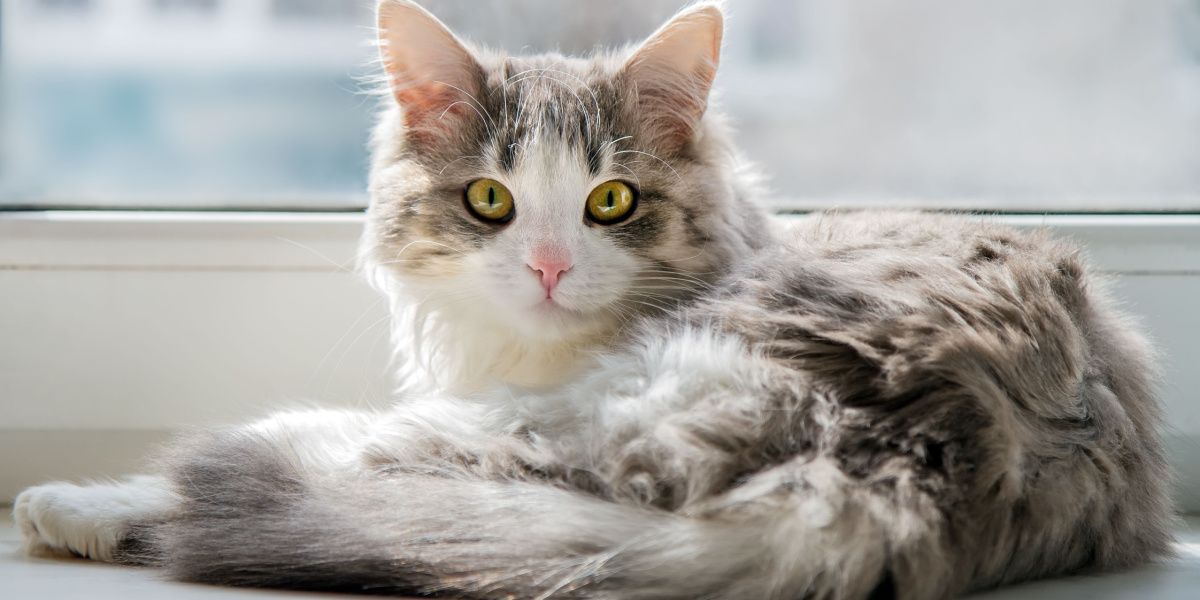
[100,213,1171,599]
[15,2,1173,598]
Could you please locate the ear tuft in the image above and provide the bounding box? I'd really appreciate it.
[377,0,484,139]
[625,3,724,152]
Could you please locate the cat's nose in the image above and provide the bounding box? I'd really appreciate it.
[528,259,572,299]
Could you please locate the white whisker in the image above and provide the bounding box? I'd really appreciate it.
[432,79,497,136]
[612,149,682,181]
[440,155,483,176]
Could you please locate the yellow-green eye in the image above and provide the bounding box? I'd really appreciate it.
[586,180,637,224]
[464,178,515,223]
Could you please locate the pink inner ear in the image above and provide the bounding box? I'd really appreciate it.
[395,83,470,138]
[625,6,723,152]
[377,1,484,143]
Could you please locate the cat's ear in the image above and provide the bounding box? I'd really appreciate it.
[377,0,484,137]
[624,3,724,152]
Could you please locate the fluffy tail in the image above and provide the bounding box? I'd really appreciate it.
[120,432,943,600]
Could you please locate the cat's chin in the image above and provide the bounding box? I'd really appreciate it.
[503,300,616,345]
[532,298,581,317]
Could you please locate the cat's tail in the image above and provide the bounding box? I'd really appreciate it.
[121,431,954,600]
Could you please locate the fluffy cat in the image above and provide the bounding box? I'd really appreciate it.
[14,2,1172,599]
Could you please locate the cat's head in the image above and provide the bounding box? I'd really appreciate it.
[364,0,767,389]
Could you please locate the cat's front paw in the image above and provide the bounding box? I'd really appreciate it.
[14,481,140,562]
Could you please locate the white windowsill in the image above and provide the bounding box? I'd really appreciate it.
[2,210,1199,272]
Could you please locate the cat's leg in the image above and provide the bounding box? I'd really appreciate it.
[108,332,943,597]
[13,475,176,562]
[119,425,953,599]
[13,408,380,563]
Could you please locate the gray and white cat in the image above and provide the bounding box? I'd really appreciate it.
[14,2,1173,598]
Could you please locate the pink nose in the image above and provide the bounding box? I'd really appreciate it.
[528,259,572,298]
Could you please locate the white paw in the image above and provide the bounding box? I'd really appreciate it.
[13,476,175,562]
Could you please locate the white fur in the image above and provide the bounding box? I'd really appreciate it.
[364,4,740,398]
[14,475,176,562]
[367,133,690,395]
[393,144,645,391]
[12,411,376,563]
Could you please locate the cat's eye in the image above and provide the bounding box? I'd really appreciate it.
[464,179,515,223]
[585,181,638,225]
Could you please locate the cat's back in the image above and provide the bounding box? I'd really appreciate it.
[718,210,1101,332]
[659,210,1170,574]
[692,210,1160,437]
[770,210,1087,305]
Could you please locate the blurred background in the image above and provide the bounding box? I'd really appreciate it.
[2,0,1197,211]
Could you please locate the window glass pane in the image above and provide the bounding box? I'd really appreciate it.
[153,0,219,16]
[1,0,375,209]
[2,0,1197,211]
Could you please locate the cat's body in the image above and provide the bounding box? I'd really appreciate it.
[15,2,1172,599]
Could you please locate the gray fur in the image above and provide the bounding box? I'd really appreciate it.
[91,2,1179,599]
[365,31,764,288]
[113,211,1173,599]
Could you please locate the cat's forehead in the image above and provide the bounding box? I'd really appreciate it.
[472,53,631,172]
[485,53,621,98]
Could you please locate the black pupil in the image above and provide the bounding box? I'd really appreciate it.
[487,187,496,207]
[606,190,615,209]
